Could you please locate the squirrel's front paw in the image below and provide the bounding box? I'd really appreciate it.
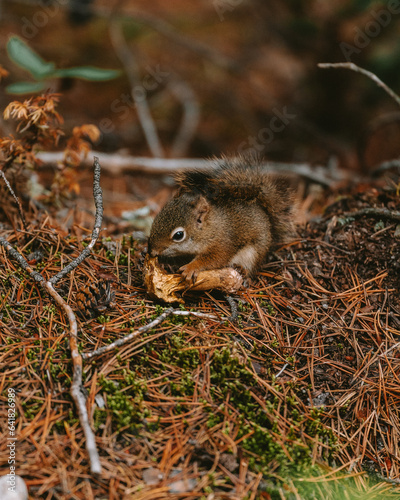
[179,263,199,285]
[231,264,252,288]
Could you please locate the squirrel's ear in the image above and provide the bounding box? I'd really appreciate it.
[194,196,210,226]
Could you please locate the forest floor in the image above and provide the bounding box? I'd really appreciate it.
[1,168,400,499]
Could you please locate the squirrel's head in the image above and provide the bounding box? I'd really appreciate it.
[148,193,210,258]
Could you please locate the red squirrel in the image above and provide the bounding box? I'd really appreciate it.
[148,157,294,283]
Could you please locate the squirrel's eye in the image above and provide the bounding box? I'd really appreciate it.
[171,227,186,242]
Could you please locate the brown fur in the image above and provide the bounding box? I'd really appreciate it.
[148,156,295,283]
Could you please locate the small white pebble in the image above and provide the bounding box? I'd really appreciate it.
[0,475,28,500]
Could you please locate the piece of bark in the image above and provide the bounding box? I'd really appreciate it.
[144,256,243,303]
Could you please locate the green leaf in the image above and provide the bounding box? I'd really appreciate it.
[7,36,55,79]
[6,81,47,94]
[53,66,121,81]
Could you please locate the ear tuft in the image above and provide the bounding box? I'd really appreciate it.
[194,196,210,226]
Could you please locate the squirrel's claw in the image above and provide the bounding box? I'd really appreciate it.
[179,263,198,285]
[231,264,252,288]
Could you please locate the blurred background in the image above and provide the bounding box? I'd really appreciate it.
[2,0,400,222]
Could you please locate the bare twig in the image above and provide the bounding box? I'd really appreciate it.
[36,151,349,186]
[167,75,200,157]
[172,309,220,320]
[50,157,103,285]
[109,21,164,158]
[82,307,221,361]
[0,237,43,282]
[42,281,102,474]
[379,341,400,359]
[82,307,175,360]
[318,62,400,107]
[275,363,289,378]
[342,208,400,223]
[373,473,400,486]
[0,236,102,474]
[0,157,104,475]
[224,295,238,321]
[371,159,400,176]
[0,169,28,232]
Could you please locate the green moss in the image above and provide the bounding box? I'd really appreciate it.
[43,304,56,314]
[48,357,71,385]
[22,401,40,419]
[266,303,276,316]
[170,371,195,397]
[237,301,250,313]
[118,254,128,265]
[270,337,280,348]
[97,315,110,324]
[88,324,339,488]
[26,346,40,363]
[158,334,200,372]
[193,347,337,476]
[105,250,114,260]
[96,369,150,431]
[150,304,167,319]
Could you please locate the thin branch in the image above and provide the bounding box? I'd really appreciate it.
[371,159,400,176]
[50,156,103,285]
[342,208,400,223]
[109,20,164,158]
[167,75,200,157]
[0,237,43,282]
[42,281,102,474]
[275,363,289,378]
[82,307,221,361]
[0,169,28,232]
[0,236,102,474]
[373,473,400,486]
[172,310,219,320]
[224,295,238,321]
[379,341,400,359]
[318,62,400,107]
[82,307,175,360]
[36,151,350,186]
[0,157,104,475]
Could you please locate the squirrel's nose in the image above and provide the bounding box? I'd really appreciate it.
[148,246,158,257]
[147,239,161,257]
